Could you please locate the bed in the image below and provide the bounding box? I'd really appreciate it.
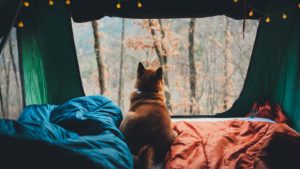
[0,96,299,169]
[164,117,300,169]
[0,96,133,169]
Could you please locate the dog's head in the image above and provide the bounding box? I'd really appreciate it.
[135,62,164,93]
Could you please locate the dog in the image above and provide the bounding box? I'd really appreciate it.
[120,62,176,169]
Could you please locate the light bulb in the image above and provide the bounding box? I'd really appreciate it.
[137,2,142,8]
[66,0,71,5]
[248,10,254,17]
[18,21,24,28]
[282,13,288,19]
[116,2,121,9]
[265,17,271,23]
[49,0,54,6]
[24,2,30,7]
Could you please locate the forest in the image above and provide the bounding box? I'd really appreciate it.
[0,16,258,118]
[73,16,258,116]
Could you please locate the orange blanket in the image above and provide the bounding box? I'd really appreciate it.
[165,120,300,169]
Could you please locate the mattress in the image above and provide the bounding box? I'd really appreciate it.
[171,117,276,123]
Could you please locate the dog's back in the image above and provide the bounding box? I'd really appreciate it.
[120,63,175,169]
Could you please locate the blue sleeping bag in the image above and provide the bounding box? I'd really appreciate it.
[0,96,133,169]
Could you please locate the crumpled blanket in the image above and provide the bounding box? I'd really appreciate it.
[245,101,289,124]
[165,120,300,169]
[0,95,133,169]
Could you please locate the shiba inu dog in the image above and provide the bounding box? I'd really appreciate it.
[120,62,176,169]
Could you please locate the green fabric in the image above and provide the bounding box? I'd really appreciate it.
[220,1,300,132]
[18,0,84,105]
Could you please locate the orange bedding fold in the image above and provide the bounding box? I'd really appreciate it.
[165,120,300,169]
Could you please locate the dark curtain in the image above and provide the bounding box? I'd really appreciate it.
[0,0,21,54]
[219,0,300,132]
[70,0,266,22]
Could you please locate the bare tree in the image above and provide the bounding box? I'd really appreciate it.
[5,51,11,117]
[9,36,22,113]
[118,19,125,110]
[0,80,4,117]
[148,19,172,112]
[9,37,20,91]
[1,51,10,118]
[188,18,197,114]
[91,20,106,95]
[223,17,234,111]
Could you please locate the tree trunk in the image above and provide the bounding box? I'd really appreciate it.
[9,36,22,113]
[5,52,11,118]
[118,19,125,110]
[188,18,197,114]
[91,20,106,95]
[1,52,10,118]
[223,17,234,111]
[0,81,4,117]
[157,19,172,112]
[148,19,172,112]
[9,37,20,91]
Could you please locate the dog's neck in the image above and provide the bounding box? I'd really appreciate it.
[134,89,142,95]
[129,88,166,111]
[131,88,165,102]
[133,88,164,95]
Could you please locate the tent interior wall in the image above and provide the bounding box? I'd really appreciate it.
[1,0,300,132]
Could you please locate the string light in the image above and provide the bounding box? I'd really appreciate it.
[116,2,121,9]
[282,13,288,19]
[137,2,142,8]
[248,10,254,16]
[18,21,24,28]
[233,0,299,23]
[49,0,54,6]
[265,16,271,23]
[24,1,30,7]
[66,0,71,5]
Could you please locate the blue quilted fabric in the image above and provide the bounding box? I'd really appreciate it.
[0,95,133,169]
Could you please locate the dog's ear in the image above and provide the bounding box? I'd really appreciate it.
[138,62,145,75]
[155,67,163,80]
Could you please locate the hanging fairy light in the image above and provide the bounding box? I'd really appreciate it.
[265,16,271,23]
[24,1,30,7]
[116,2,121,9]
[18,21,24,28]
[49,0,54,6]
[233,0,300,24]
[282,13,288,19]
[137,1,142,8]
[114,0,142,9]
[248,10,254,16]
[66,0,71,5]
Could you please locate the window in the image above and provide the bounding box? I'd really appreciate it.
[0,28,23,119]
[72,16,258,115]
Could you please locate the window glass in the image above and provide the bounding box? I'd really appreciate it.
[72,17,258,115]
[0,28,23,119]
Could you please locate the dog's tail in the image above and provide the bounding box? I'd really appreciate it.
[133,145,155,169]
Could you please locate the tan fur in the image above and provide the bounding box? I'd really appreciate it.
[120,62,176,169]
